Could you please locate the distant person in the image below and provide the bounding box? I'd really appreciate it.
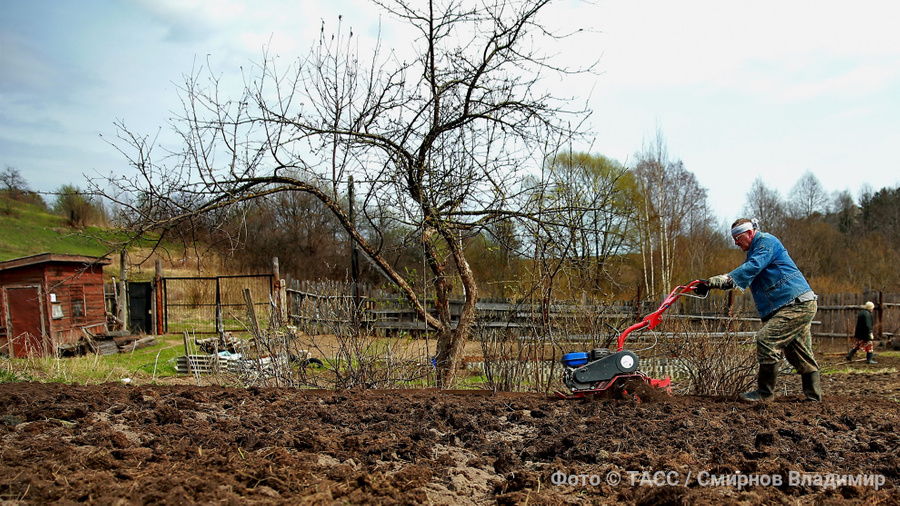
[706,218,822,402]
[846,301,877,364]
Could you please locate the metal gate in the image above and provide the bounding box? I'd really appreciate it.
[162,275,275,335]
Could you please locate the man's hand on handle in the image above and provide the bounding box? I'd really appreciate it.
[707,274,735,290]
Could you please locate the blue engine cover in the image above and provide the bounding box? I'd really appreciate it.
[562,352,589,367]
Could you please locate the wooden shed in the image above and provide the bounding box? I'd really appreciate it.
[0,253,111,358]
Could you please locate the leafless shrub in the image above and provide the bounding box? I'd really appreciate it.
[473,296,758,397]
[475,302,628,393]
[475,326,560,393]
[280,287,436,390]
[658,318,757,396]
[214,285,759,395]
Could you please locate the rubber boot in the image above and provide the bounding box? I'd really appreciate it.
[866,353,878,364]
[845,349,857,361]
[740,363,778,403]
[801,371,822,402]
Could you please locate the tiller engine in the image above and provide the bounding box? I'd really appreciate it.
[557,280,709,399]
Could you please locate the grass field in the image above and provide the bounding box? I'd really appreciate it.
[0,198,114,261]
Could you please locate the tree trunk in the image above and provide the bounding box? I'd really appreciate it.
[433,236,479,388]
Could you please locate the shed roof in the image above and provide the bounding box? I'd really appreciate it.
[0,253,112,272]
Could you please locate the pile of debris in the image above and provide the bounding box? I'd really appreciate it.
[176,332,319,377]
[58,330,156,357]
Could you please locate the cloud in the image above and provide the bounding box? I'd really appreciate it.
[128,0,230,43]
[0,32,61,94]
[582,0,900,102]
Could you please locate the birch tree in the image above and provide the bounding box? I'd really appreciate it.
[632,129,709,296]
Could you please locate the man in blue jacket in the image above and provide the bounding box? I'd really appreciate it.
[707,218,822,403]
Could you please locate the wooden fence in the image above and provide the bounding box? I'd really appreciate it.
[283,279,898,341]
[814,292,899,340]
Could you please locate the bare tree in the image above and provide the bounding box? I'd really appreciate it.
[53,184,109,228]
[95,0,599,387]
[830,189,858,235]
[0,166,28,196]
[545,152,637,292]
[788,170,829,219]
[1,166,45,211]
[742,176,786,235]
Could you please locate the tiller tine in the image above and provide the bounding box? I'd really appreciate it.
[647,376,672,393]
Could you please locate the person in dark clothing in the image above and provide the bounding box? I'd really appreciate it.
[847,301,877,364]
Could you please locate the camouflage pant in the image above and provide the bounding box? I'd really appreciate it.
[756,300,819,374]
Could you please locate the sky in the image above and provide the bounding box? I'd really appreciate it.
[1,0,899,225]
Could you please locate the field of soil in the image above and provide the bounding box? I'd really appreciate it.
[1,345,899,504]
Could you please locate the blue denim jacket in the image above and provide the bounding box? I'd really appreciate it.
[728,232,813,319]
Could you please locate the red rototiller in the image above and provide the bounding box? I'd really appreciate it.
[557,279,709,399]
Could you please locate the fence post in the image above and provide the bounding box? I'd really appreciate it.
[633,284,642,322]
[349,176,361,328]
[243,288,260,336]
[154,260,164,334]
[118,249,128,331]
[215,278,223,337]
[272,257,283,322]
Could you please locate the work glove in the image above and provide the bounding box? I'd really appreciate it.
[693,281,710,297]
[707,274,734,290]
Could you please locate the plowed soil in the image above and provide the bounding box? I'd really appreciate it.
[2,348,899,504]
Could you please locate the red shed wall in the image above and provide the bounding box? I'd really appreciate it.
[43,264,108,348]
[0,266,44,286]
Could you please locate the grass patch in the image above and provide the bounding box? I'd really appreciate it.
[103,335,186,379]
[0,198,103,260]
[0,335,186,385]
[0,365,31,383]
[0,197,174,276]
[824,366,898,376]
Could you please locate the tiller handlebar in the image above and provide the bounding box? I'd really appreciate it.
[614,279,709,351]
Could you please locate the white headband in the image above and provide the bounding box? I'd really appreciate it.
[731,219,758,237]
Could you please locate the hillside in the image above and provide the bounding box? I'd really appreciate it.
[0,198,116,262]
[0,197,208,281]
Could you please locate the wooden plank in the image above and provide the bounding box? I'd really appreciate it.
[243,288,260,336]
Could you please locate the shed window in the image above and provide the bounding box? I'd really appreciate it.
[51,293,64,319]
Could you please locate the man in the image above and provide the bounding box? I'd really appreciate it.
[707,218,822,403]
[846,301,877,364]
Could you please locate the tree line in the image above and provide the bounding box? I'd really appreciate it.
[166,137,900,300]
[1,166,109,228]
